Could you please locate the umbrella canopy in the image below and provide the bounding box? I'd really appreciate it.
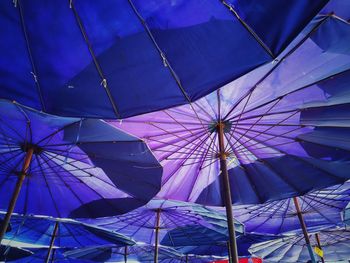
[0,245,32,261]
[162,227,278,257]
[112,13,350,206]
[64,244,183,262]
[233,182,350,235]
[2,214,135,249]
[0,99,162,220]
[0,1,328,119]
[343,202,350,225]
[249,228,350,262]
[12,248,89,263]
[81,199,244,245]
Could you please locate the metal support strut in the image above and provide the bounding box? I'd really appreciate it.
[0,148,34,242]
[293,197,317,263]
[217,122,239,263]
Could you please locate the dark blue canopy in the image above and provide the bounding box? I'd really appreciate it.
[0,0,328,118]
[0,245,32,262]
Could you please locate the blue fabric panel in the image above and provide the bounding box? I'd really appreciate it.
[197,155,350,205]
[230,0,329,54]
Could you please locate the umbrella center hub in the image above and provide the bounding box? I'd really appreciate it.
[208,120,232,134]
[21,143,43,155]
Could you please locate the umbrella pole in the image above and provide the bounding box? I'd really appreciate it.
[185,254,188,263]
[0,148,34,242]
[217,122,239,263]
[315,233,325,263]
[124,246,128,263]
[292,197,317,263]
[154,208,161,263]
[227,241,233,263]
[45,221,59,263]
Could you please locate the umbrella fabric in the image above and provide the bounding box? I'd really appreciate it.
[162,228,279,257]
[0,100,162,218]
[64,244,183,262]
[0,245,32,261]
[233,182,350,235]
[2,214,135,248]
[81,199,244,245]
[0,1,328,119]
[343,202,350,225]
[249,228,350,262]
[112,12,350,205]
[12,248,89,263]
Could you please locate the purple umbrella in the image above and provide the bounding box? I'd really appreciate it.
[111,11,350,263]
[0,100,162,243]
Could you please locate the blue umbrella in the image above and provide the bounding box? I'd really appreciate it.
[2,214,135,263]
[64,244,183,262]
[234,182,350,235]
[81,199,243,263]
[0,245,32,262]
[162,225,278,258]
[249,228,350,263]
[0,1,328,119]
[12,248,89,263]
[0,100,162,243]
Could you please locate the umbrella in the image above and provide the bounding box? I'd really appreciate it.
[234,182,350,235]
[81,199,243,263]
[162,227,278,258]
[249,228,350,262]
[0,245,32,261]
[233,182,350,262]
[0,1,328,119]
[64,244,183,262]
[2,214,134,263]
[0,100,162,243]
[3,216,132,247]
[112,11,350,262]
[12,248,89,263]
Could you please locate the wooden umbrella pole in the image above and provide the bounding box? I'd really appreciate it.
[217,122,239,263]
[315,233,325,263]
[0,148,34,242]
[45,221,59,263]
[292,197,317,263]
[185,254,188,263]
[227,241,233,263]
[154,208,161,263]
[124,245,128,263]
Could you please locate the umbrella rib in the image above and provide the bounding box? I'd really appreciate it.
[248,199,288,233]
[40,153,102,203]
[0,151,27,188]
[276,199,291,235]
[126,0,192,104]
[220,0,275,58]
[35,154,65,217]
[222,15,330,121]
[16,1,46,111]
[70,3,120,118]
